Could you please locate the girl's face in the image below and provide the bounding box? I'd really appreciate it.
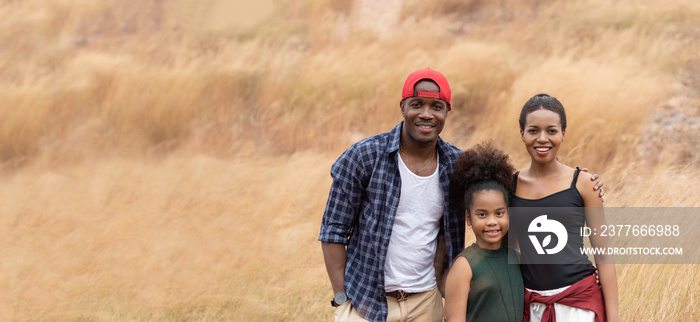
[467,190,509,250]
[520,109,565,165]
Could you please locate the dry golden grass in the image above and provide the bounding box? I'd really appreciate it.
[0,0,699,320]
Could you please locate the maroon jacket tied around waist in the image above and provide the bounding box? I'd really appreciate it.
[524,274,605,322]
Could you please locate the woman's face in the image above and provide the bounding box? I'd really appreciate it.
[520,109,565,164]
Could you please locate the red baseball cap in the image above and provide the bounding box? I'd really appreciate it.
[401,68,451,110]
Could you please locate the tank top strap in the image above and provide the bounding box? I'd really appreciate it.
[513,171,520,192]
[571,167,581,188]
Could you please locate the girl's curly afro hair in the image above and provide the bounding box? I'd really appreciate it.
[451,142,515,213]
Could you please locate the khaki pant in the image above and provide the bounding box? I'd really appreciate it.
[334,288,443,322]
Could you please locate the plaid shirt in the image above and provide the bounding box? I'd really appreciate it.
[319,122,464,322]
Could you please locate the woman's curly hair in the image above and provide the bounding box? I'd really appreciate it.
[451,142,515,214]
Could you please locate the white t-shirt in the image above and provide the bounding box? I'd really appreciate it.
[384,153,444,292]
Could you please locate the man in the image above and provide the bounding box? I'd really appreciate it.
[319,68,462,321]
[319,69,605,321]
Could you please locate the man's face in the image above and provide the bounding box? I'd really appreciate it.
[400,80,448,146]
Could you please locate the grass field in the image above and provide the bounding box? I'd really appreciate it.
[0,0,698,320]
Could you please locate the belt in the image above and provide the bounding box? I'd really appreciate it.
[386,290,419,302]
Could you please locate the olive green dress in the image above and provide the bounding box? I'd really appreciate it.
[457,243,524,322]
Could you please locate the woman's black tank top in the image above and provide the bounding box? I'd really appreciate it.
[509,168,596,290]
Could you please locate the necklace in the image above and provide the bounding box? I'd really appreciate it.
[399,144,437,175]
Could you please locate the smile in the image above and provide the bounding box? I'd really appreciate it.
[416,124,436,133]
[535,147,551,152]
[484,229,501,237]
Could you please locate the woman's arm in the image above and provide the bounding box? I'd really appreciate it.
[444,256,472,322]
[579,168,605,201]
[579,172,619,322]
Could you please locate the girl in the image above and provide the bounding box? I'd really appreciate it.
[510,94,618,322]
[444,143,524,322]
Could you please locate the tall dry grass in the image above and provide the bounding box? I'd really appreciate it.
[0,0,698,320]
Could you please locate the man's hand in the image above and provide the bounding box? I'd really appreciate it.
[580,168,604,202]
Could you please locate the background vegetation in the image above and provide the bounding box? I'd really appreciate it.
[0,0,698,320]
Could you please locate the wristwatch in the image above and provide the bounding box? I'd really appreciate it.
[331,292,348,307]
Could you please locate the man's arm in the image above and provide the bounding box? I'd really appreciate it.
[322,242,347,294]
[319,146,370,300]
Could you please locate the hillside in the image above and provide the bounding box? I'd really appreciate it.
[0,0,698,320]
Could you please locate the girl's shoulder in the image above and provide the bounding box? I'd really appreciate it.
[447,255,472,281]
[505,246,521,265]
[457,243,481,259]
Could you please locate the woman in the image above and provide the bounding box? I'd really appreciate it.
[509,94,618,322]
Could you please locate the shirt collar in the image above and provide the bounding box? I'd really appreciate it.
[388,122,450,166]
[387,122,402,154]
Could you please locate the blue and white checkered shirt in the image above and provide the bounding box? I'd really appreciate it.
[319,122,464,322]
